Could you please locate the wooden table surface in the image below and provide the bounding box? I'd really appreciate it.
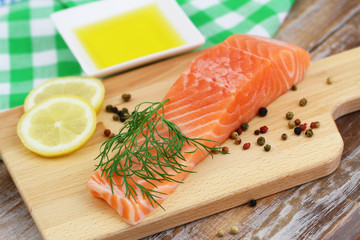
[1,0,360,239]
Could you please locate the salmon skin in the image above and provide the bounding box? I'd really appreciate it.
[88,34,311,225]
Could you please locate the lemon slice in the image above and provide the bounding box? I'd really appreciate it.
[24,77,105,113]
[17,95,97,157]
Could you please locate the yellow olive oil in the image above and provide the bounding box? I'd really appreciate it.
[74,3,186,70]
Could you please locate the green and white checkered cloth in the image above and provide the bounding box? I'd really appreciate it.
[0,0,295,112]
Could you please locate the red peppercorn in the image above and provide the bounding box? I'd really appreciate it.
[260,126,268,134]
[243,142,251,150]
[299,124,307,131]
[104,129,111,137]
[222,146,229,154]
[236,127,242,135]
[310,122,315,129]
[294,119,301,126]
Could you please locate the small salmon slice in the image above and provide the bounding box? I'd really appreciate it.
[88,34,311,225]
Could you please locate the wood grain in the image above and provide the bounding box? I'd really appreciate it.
[2,43,359,240]
[1,0,360,239]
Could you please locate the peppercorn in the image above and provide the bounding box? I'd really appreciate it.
[299,98,307,106]
[254,129,260,135]
[294,127,302,135]
[294,119,301,126]
[109,133,116,138]
[113,114,119,121]
[264,144,271,151]
[260,126,268,134]
[299,123,307,131]
[211,149,218,154]
[222,146,229,154]
[111,106,118,113]
[124,112,130,118]
[310,122,315,129]
[314,121,320,128]
[117,110,124,117]
[292,84,297,91]
[229,225,239,235]
[249,199,257,207]
[305,129,314,137]
[288,120,296,129]
[122,107,129,114]
[122,93,131,102]
[234,137,242,145]
[243,142,251,150]
[120,116,126,122]
[258,107,268,117]
[257,136,265,146]
[230,131,238,139]
[241,122,249,131]
[236,127,242,135]
[327,77,333,84]
[217,229,225,237]
[105,104,113,112]
[104,129,111,137]
[286,111,294,120]
[281,133,288,140]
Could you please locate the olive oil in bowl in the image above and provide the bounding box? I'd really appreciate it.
[74,3,186,70]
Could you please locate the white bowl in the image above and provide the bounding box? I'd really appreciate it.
[51,0,205,78]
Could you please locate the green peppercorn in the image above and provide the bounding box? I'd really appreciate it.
[314,121,320,128]
[299,98,307,106]
[122,93,131,102]
[229,225,239,235]
[113,114,119,121]
[327,77,333,84]
[122,107,129,114]
[241,122,249,131]
[305,129,314,137]
[264,144,271,151]
[281,133,288,140]
[230,131,238,139]
[292,84,298,91]
[105,104,113,112]
[286,111,294,120]
[288,120,296,129]
[217,229,225,237]
[257,136,265,146]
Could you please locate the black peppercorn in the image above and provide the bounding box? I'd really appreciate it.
[258,107,268,117]
[111,106,118,113]
[117,110,124,117]
[249,199,257,207]
[294,127,302,135]
[254,129,260,135]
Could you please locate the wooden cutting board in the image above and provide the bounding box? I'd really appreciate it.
[1,46,360,240]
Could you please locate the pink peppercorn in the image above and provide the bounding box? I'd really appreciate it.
[310,122,315,129]
[243,143,251,150]
[260,126,268,134]
[299,124,307,131]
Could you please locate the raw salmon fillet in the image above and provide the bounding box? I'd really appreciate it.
[88,34,311,225]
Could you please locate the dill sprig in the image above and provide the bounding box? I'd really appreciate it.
[95,99,223,208]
